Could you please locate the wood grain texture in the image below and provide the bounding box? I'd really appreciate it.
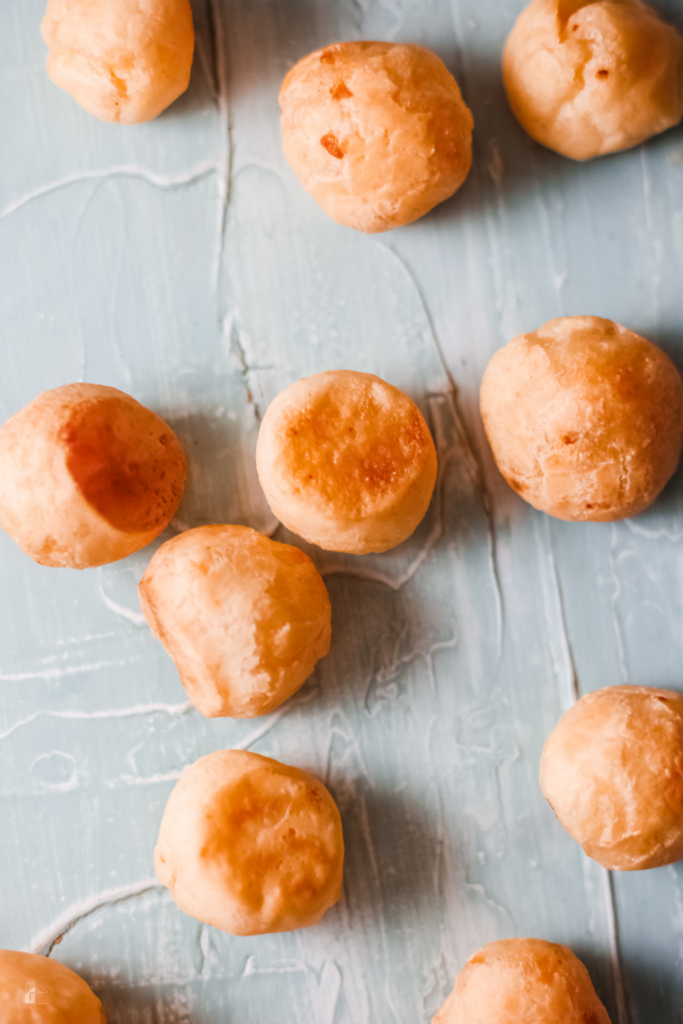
[1,1,682,1022]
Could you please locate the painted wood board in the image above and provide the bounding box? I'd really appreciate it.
[1,1,682,1021]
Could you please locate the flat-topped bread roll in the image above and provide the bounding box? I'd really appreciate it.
[0,383,186,568]
[255,370,438,554]
[540,686,683,870]
[279,41,473,232]
[138,525,332,719]
[503,0,683,160]
[480,316,683,521]
[433,939,611,1023]
[155,749,344,935]
[0,950,106,1023]
[42,0,195,124]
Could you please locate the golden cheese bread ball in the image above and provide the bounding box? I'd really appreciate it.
[503,0,683,161]
[0,950,106,1023]
[255,370,438,554]
[155,749,344,935]
[540,686,683,871]
[138,525,332,719]
[433,939,611,1024]
[480,316,683,522]
[41,0,195,124]
[279,41,474,232]
[0,383,186,569]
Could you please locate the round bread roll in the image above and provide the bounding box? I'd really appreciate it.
[503,0,683,161]
[138,525,332,719]
[540,686,683,871]
[279,41,474,232]
[0,383,186,569]
[155,749,344,935]
[0,950,106,1023]
[255,370,438,554]
[480,316,683,522]
[433,938,611,1024]
[41,0,195,124]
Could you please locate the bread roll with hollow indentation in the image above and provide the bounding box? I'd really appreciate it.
[0,383,186,568]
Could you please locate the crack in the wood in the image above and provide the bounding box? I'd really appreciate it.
[374,240,504,654]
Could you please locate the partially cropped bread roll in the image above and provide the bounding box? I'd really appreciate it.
[138,525,331,718]
[256,370,438,554]
[42,0,195,124]
[155,749,344,935]
[503,0,683,160]
[433,939,611,1023]
[541,686,683,870]
[280,41,473,232]
[0,383,186,568]
[0,950,106,1023]
[480,316,683,521]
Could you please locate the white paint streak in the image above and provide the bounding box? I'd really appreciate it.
[0,701,193,742]
[0,656,142,683]
[0,162,219,221]
[99,585,147,626]
[30,879,165,955]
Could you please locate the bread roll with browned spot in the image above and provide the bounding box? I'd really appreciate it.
[0,383,186,568]
[503,0,683,160]
[480,316,683,521]
[42,0,194,124]
[279,41,473,232]
[155,749,344,935]
[256,370,438,554]
[0,950,106,1023]
[541,686,683,870]
[433,938,611,1024]
[138,525,331,718]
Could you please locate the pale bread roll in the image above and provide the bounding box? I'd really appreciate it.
[155,749,344,935]
[0,383,186,568]
[503,0,683,161]
[0,950,106,1023]
[280,41,473,232]
[138,525,332,719]
[42,0,194,124]
[255,370,438,554]
[540,686,683,870]
[480,316,683,521]
[433,938,611,1023]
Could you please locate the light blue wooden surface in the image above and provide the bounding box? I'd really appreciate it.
[1,1,683,1021]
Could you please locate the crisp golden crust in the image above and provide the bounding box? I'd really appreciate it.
[256,370,438,553]
[503,0,683,160]
[41,0,195,124]
[138,525,332,718]
[155,749,344,935]
[0,950,106,1023]
[433,939,611,1024]
[540,686,683,870]
[0,383,186,568]
[480,316,683,522]
[279,41,473,232]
